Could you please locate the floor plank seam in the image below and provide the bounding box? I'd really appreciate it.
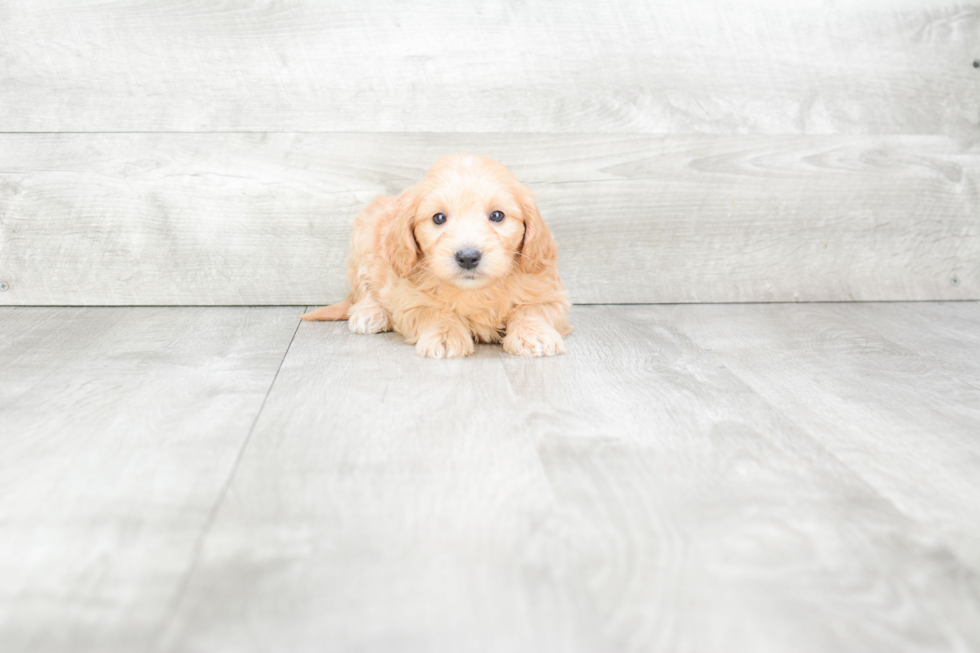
[704,345,980,576]
[148,310,305,650]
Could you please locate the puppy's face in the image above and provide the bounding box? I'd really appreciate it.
[410,158,529,289]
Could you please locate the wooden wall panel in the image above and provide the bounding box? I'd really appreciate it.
[1,0,977,134]
[1,133,976,305]
[1,1,977,304]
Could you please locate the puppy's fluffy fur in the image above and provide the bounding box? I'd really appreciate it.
[302,154,571,358]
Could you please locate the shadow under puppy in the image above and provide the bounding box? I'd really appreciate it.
[302,154,571,358]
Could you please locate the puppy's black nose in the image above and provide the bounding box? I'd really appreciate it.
[455,249,482,270]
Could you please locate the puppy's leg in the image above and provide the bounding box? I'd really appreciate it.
[347,297,392,334]
[399,309,474,359]
[503,304,566,357]
[415,324,475,359]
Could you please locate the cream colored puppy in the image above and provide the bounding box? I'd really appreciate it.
[302,154,570,358]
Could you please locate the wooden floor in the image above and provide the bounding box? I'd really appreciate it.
[1,303,979,653]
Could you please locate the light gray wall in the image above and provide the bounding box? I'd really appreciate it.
[0,0,977,304]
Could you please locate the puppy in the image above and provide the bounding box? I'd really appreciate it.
[302,154,571,358]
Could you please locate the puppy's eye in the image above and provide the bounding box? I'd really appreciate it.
[489,210,505,222]
[433,213,447,225]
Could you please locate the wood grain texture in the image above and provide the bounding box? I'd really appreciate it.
[0,306,300,653]
[156,304,980,653]
[667,301,980,572]
[1,0,978,134]
[1,133,977,305]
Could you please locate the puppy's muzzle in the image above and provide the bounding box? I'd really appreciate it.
[455,249,482,270]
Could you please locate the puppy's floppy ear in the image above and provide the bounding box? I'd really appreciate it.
[382,185,422,278]
[517,183,558,274]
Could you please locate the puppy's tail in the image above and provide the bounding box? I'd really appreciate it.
[300,299,351,321]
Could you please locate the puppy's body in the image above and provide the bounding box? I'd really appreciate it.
[303,155,570,358]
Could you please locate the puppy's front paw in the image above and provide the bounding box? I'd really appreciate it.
[415,329,475,359]
[503,324,565,357]
[348,306,391,334]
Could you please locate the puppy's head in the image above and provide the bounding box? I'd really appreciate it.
[384,154,557,287]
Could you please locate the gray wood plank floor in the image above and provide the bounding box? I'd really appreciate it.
[0,307,302,653]
[2,303,979,652]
